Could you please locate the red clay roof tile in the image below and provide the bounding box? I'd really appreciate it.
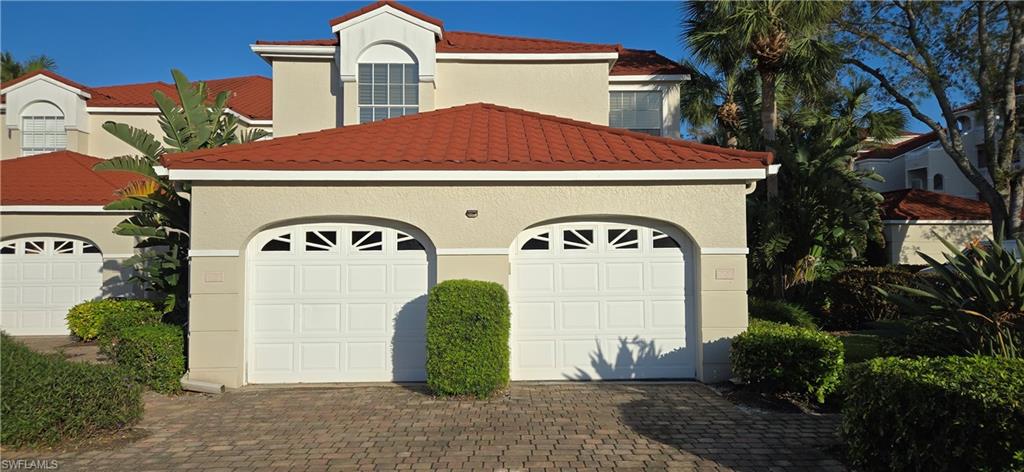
[163,103,771,171]
[859,131,939,160]
[611,49,687,76]
[881,189,991,221]
[0,151,143,206]
[329,1,443,29]
[437,31,619,53]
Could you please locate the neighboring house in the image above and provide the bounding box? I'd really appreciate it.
[0,70,273,159]
[0,1,773,386]
[879,189,993,265]
[855,96,1022,263]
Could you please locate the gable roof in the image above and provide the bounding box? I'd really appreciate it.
[881,189,990,221]
[0,151,142,206]
[329,1,444,29]
[859,131,939,160]
[1,72,273,121]
[162,103,771,172]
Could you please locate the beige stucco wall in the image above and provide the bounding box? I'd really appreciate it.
[185,182,752,387]
[272,59,339,137]
[0,212,139,297]
[435,61,610,125]
[0,113,16,159]
[87,113,165,158]
[885,221,993,264]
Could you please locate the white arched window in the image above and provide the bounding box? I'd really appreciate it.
[21,101,66,156]
[357,43,419,124]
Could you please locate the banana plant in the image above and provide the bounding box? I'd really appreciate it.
[94,69,270,318]
[878,236,1024,359]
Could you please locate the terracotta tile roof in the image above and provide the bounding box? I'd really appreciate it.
[89,76,273,120]
[329,1,443,29]
[163,103,771,171]
[859,131,939,160]
[611,49,687,76]
[0,151,142,206]
[2,72,273,120]
[881,189,991,221]
[438,31,619,53]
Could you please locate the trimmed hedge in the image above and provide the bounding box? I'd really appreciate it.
[426,280,511,398]
[749,298,817,329]
[820,267,918,330]
[110,324,185,394]
[0,334,142,447]
[732,320,844,403]
[843,356,1024,472]
[66,298,161,342]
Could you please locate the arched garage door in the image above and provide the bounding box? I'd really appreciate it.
[1,237,103,335]
[510,221,695,380]
[247,223,430,383]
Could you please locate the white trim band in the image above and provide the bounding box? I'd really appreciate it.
[189,250,241,257]
[0,205,134,214]
[436,52,618,61]
[882,219,992,225]
[609,74,689,82]
[167,168,771,182]
[700,247,749,255]
[103,253,136,259]
[437,248,509,256]
[87,106,272,127]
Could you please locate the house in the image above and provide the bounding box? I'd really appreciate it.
[855,97,1021,264]
[1,1,774,386]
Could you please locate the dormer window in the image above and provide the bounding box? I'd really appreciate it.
[610,91,663,136]
[358,63,419,124]
[21,101,66,156]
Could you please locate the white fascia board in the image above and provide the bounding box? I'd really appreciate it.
[330,5,444,38]
[87,107,271,127]
[223,109,273,127]
[882,219,992,225]
[436,52,618,62]
[609,74,689,82]
[0,205,135,214]
[767,164,781,175]
[2,75,91,99]
[249,44,337,64]
[167,168,770,182]
[153,165,169,176]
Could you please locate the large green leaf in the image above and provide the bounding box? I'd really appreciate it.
[92,155,160,180]
[100,122,164,159]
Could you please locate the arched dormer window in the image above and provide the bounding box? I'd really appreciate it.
[955,116,972,133]
[357,43,418,124]
[20,101,66,156]
[933,173,944,191]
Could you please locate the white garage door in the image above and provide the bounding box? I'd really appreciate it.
[510,222,695,380]
[247,223,430,383]
[0,237,104,335]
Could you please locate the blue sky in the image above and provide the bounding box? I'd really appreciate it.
[1,1,938,132]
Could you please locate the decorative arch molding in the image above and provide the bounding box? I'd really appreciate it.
[336,7,438,83]
[357,41,418,65]
[509,214,698,255]
[0,234,103,256]
[241,215,437,260]
[19,100,64,118]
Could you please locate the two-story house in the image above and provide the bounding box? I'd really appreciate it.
[855,101,1022,264]
[1,1,776,387]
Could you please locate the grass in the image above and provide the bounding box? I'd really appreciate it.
[832,320,912,364]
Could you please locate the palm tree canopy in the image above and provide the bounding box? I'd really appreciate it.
[1,51,58,82]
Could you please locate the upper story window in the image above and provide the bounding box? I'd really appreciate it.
[955,116,972,133]
[610,91,662,136]
[21,101,66,156]
[932,174,944,191]
[358,63,418,124]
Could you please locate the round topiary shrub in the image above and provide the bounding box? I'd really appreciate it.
[426,279,511,398]
[66,298,161,342]
[0,334,142,447]
[732,320,844,403]
[749,297,817,329]
[843,356,1024,472]
[110,324,185,394]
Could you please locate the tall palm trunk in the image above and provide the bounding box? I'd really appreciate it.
[760,71,778,152]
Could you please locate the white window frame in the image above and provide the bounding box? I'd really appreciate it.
[21,109,67,156]
[357,63,419,124]
[609,82,677,138]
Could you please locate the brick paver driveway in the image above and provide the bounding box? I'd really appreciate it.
[7,383,843,471]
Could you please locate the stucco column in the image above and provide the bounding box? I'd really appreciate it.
[188,255,245,388]
[695,252,748,382]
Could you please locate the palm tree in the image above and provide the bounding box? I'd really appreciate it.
[683,0,845,152]
[748,80,906,293]
[94,69,269,319]
[1,51,58,82]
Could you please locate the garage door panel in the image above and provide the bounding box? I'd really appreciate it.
[51,262,78,281]
[253,343,294,371]
[2,287,18,305]
[252,304,295,333]
[21,263,47,281]
[20,310,48,329]
[1,262,18,280]
[511,222,695,380]
[21,286,46,305]
[247,223,429,384]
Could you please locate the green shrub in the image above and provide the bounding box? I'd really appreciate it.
[880,318,966,358]
[0,334,142,447]
[732,320,844,403]
[95,300,163,356]
[110,324,185,394]
[821,267,919,330]
[843,356,1024,472]
[66,298,161,342]
[749,298,817,329]
[426,279,511,398]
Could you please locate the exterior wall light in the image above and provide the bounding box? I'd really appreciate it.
[465,209,479,218]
